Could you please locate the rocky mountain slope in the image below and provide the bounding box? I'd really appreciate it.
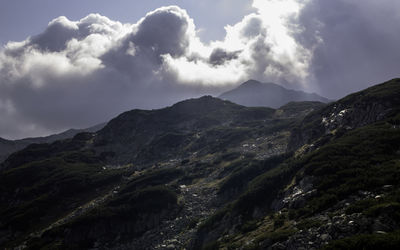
[1,79,400,249]
[219,80,330,108]
[0,123,105,163]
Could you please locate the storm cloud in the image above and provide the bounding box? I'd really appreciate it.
[0,0,399,139]
[294,0,400,97]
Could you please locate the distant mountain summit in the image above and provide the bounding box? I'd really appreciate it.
[219,80,330,108]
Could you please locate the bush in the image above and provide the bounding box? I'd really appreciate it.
[324,231,400,250]
[296,122,400,215]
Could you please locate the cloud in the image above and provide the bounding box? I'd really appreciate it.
[294,0,400,98]
[163,0,311,87]
[0,0,399,138]
[209,48,240,66]
[0,6,209,138]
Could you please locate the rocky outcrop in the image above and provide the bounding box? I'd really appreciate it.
[288,78,400,151]
[271,176,316,211]
[267,188,399,250]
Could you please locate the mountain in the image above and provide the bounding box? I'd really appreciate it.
[94,96,278,165]
[219,79,331,108]
[0,122,106,163]
[0,97,320,249]
[195,78,400,249]
[1,79,400,250]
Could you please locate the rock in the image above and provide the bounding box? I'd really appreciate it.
[271,242,286,250]
[383,185,393,190]
[320,234,331,241]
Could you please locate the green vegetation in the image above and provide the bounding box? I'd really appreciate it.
[29,185,179,249]
[0,149,124,247]
[0,152,119,225]
[2,132,94,169]
[199,205,232,231]
[255,228,297,245]
[213,151,242,164]
[324,231,400,250]
[202,241,220,250]
[276,101,326,117]
[232,159,300,218]
[120,167,183,193]
[292,122,400,217]
[219,153,292,199]
[295,218,324,230]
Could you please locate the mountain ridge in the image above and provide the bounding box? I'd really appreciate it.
[0,122,106,163]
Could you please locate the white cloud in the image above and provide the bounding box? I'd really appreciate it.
[164,0,311,86]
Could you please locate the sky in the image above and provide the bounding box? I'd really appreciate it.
[0,0,399,139]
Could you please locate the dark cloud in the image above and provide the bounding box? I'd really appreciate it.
[209,48,240,65]
[295,0,400,98]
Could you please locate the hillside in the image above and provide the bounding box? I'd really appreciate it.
[94,96,283,165]
[194,78,400,249]
[0,123,105,163]
[1,79,400,249]
[219,80,330,108]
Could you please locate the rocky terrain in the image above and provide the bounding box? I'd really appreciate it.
[1,79,400,249]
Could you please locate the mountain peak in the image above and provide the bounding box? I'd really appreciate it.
[171,95,235,109]
[240,79,263,87]
[220,80,329,108]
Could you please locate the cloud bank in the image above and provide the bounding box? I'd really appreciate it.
[0,0,399,139]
